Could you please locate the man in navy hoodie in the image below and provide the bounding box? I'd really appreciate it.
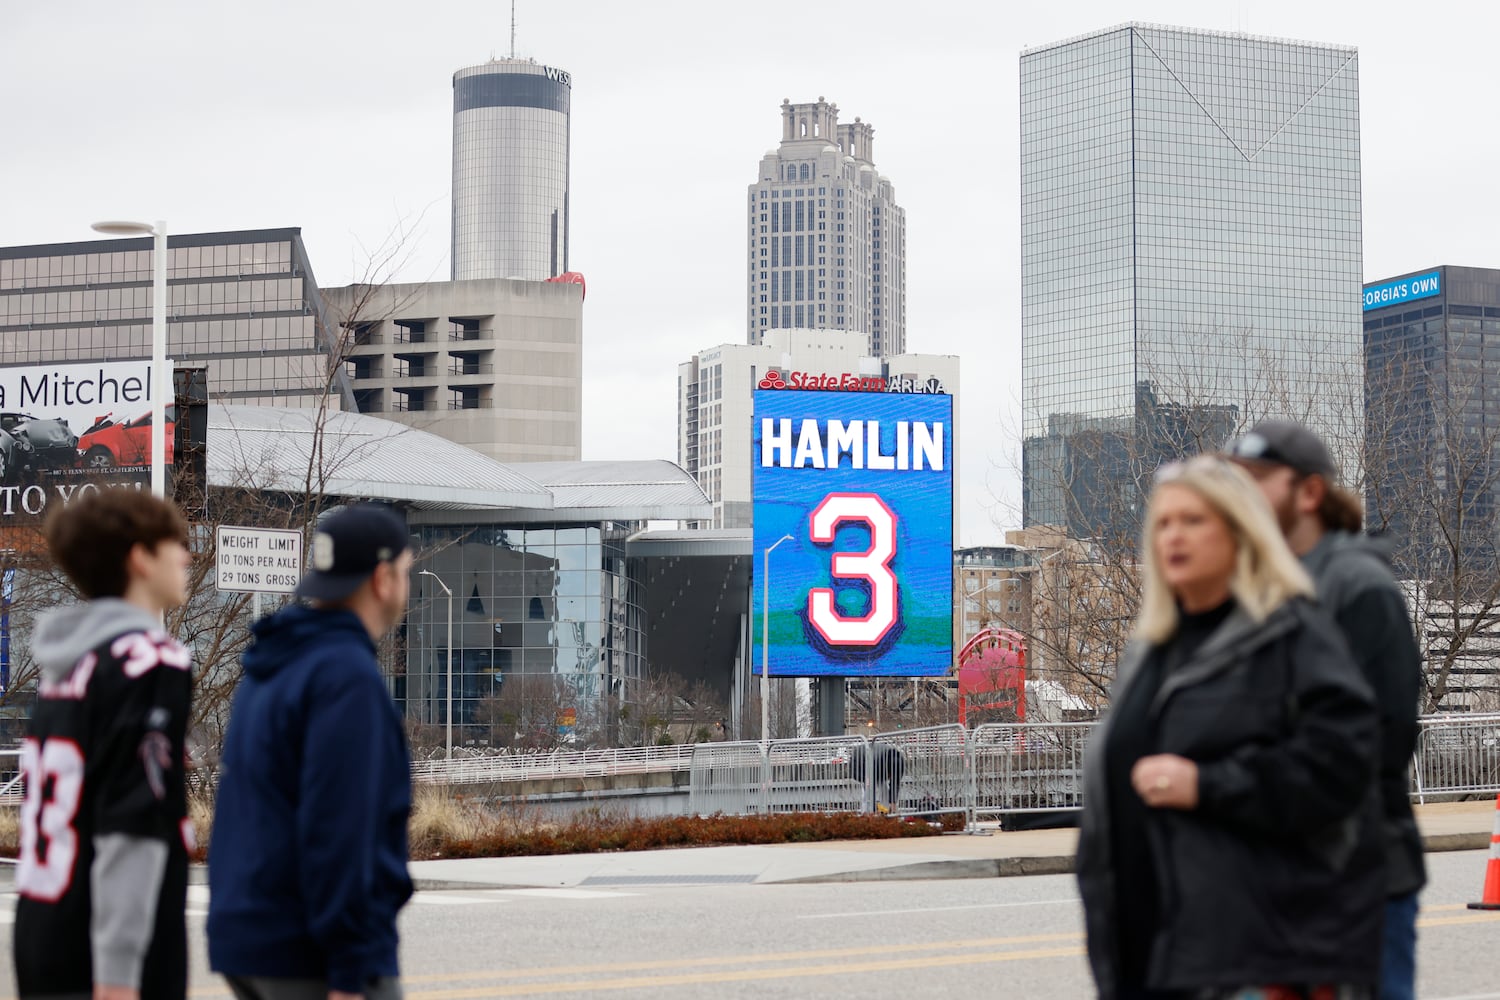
[208,504,414,1000]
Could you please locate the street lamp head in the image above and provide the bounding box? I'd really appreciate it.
[417,569,451,596]
[91,220,157,237]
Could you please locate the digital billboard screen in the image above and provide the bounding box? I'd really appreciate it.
[752,388,953,677]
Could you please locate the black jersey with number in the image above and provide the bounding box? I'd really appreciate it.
[13,602,192,999]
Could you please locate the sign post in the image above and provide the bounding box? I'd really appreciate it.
[215,526,303,595]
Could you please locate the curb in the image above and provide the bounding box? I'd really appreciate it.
[774,855,1076,884]
[772,830,1491,885]
[412,878,537,892]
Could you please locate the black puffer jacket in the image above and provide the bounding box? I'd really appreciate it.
[1302,532,1426,897]
[1077,598,1384,997]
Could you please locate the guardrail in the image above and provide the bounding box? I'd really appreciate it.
[409,743,697,786]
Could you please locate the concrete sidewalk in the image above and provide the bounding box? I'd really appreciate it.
[407,799,1497,890]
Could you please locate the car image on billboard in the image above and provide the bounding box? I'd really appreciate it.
[752,386,954,678]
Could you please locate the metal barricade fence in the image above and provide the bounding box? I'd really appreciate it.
[690,736,869,816]
[0,748,21,805]
[970,722,1093,819]
[870,725,971,820]
[689,741,771,816]
[1412,713,1500,803]
[765,736,869,815]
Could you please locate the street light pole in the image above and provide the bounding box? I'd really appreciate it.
[419,570,454,762]
[91,220,168,498]
[761,533,795,745]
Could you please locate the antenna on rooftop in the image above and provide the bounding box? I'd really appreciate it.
[510,0,516,58]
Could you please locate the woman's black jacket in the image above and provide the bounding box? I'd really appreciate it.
[1076,598,1384,997]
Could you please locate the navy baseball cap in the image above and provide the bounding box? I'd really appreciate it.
[294,504,410,603]
[1226,420,1337,479]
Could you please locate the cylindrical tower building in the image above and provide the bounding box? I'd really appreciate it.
[451,59,571,281]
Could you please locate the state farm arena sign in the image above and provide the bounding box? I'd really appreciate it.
[757,369,947,395]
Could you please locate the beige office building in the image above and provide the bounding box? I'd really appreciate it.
[324,278,583,463]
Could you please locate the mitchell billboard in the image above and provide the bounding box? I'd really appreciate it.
[0,359,186,520]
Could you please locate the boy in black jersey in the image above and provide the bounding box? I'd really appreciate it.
[13,489,193,1000]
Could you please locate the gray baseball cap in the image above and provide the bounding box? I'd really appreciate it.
[1226,420,1337,479]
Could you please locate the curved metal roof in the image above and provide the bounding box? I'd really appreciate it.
[208,404,553,510]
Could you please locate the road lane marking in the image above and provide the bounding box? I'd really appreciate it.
[410,894,504,906]
[2,935,1091,1000]
[1418,912,1500,928]
[403,945,1088,998]
[797,897,1080,919]
[392,932,1087,985]
[487,888,638,900]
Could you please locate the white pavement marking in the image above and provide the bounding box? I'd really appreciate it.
[797,898,1081,919]
[1425,994,1500,1000]
[488,888,639,900]
[410,892,513,906]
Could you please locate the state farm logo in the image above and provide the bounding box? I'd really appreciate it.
[755,369,947,395]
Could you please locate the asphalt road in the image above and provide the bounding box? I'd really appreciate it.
[1,851,1497,999]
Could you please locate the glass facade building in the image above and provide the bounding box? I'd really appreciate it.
[1021,24,1363,537]
[0,229,352,407]
[452,59,572,282]
[747,98,907,357]
[405,522,646,743]
[1364,266,1500,579]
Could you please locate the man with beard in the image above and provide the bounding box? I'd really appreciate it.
[1229,420,1425,1000]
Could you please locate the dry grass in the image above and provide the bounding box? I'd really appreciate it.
[407,789,954,860]
[0,806,16,857]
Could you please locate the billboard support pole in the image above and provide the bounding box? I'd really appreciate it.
[150,221,167,499]
[817,676,845,736]
[761,533,795,744]
[89,219,170,500]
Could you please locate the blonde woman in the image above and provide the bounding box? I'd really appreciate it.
[1076,456,1384,1000]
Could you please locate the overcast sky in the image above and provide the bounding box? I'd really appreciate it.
[4,1,1497,544]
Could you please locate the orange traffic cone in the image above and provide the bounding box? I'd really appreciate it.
[1469,794,1500,911]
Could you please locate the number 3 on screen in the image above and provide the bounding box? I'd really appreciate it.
[808,492,899,647]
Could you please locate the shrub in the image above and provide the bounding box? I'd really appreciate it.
[408,802,945,860]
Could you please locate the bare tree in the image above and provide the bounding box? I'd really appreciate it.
[1011,328,1367,711]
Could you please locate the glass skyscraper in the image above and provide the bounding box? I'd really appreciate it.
[452,59,572,282]
[1020,24,1363,537]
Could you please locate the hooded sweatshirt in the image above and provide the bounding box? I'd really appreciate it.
[207,604,413,994]
[16,599,192,998]
[1302,531,1427,897]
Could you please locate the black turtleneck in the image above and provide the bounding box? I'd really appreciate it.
[1105,597,1235,995]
